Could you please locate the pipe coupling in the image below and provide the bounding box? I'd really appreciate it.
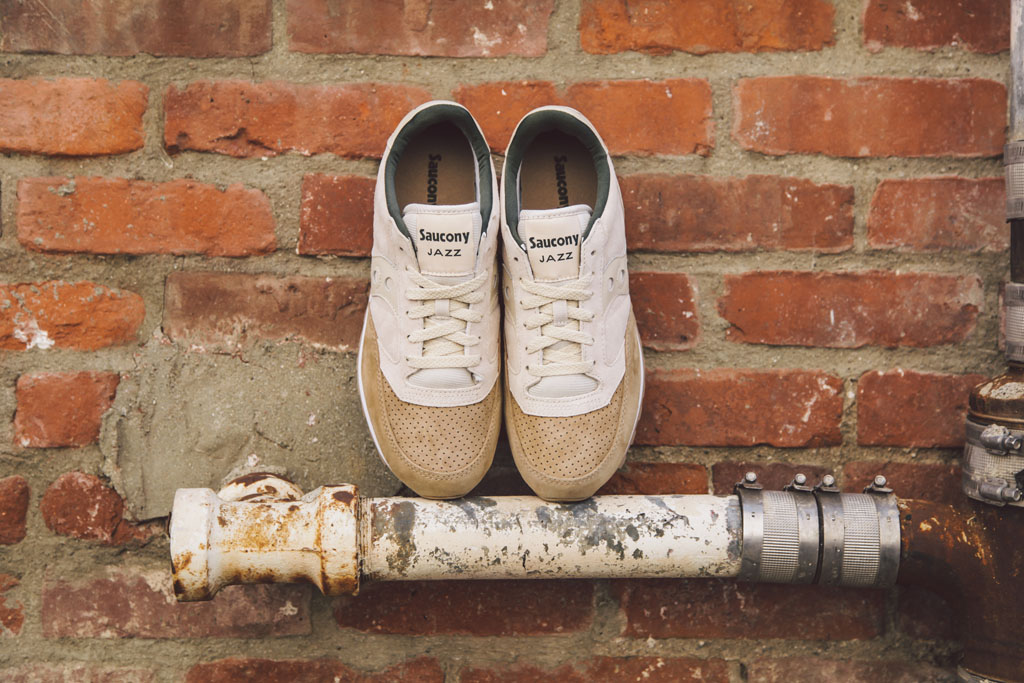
[1005,141,1024,220]
[963,418,1024,507]
[1004,284,1024,363]
[736,475,900,588]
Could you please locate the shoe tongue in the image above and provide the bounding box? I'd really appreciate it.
[405,202,481,278]
[520,205,591,282]
[403,202,482,391]
[519,204,597,400]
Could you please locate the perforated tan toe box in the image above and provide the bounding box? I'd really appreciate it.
[360,316,500,499]
[506,315,644,502]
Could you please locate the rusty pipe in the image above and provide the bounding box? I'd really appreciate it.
[170,472,901,601]
[898,499,1024,682]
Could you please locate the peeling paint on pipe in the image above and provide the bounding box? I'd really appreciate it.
[361,494,743,581]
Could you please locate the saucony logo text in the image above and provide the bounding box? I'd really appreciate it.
[554,155,568,207]
[420,229,470,244]
[528,233,579,249]
[426,154,441,203]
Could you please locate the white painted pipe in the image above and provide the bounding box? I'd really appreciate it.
[169,474,742,600]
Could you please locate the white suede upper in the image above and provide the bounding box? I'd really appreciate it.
[501,106,631,419]
[367,101,500,408]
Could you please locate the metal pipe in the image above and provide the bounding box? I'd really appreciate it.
[169,472,900,601]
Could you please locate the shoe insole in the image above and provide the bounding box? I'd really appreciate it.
[520,131,597,211]
[395,122,476,208]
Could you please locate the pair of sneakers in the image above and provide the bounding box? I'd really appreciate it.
[357,101,644,502]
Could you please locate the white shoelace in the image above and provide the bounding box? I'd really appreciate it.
[520,277,595,377]
[405,268,487,370]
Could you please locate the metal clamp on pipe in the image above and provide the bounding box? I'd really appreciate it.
[735,472,900,588]
[963,419,1024,506]
[1006,141,1024,221]
[1003,283,1024,363]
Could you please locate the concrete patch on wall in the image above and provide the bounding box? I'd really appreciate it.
[100,338,400,520]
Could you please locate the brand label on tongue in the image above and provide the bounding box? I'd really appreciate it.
[407,208,478,276]
[521,207,588,282]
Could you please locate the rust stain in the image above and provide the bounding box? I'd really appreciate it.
[229,471,285,486]
[332,490,355,505]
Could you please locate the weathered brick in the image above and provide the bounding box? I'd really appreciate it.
[864,0,1009,53]
[40,472,155,545]
[843,462,963,506]
[580,0,835,54]
[622,174,854,253]
[0,0,271,56]
[164,81,431,158]
[598,462,708,495]
[334,580,594,636]
[14,372,119,448]
[746,657,953,682]
[0,476,29,545]
[719,271,983,348]
[616,579,883,639]
[898,585,956,641]
[298,175,374,257]
[868,177,1006,252]
[733,77,1005,158]
[42,567,310,638]
[0,78,147,156]
[857,369,986,447]
[185,657,444,683]
[629,272,698,351]
[711,462,830,495]
[163,272,367,351]
[0,574,24,636]
[18,177,276,257]
[0,282,145,351]
[637,369,843,447]
[0,665,154,683]
[454,79,713,154]
[288,0,553,57]
[460,657,729,683]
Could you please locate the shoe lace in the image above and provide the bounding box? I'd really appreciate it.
[405,268,487,370]
[520,277,595,377]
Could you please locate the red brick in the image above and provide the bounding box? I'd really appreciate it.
[843,462,963,506]
[868,177,1006,252]
[185,657,443,683]
[629,272,699,351]
[164,81,431,158]
[298,175,374,256]
[857,369,986,447]
[0,78,147,156]
[0,665,154,683]
[719,271,983,348]
[454,79,713,155]
[746,657,953,682]
[0,281,145,351]
[733,77,1005,158]
[898,585,956,641]
[598,462,708,495]
[40,472,156,545]
[711,462,830,495]
[42,567,310,638]
[460,657,729,683]
[580,0,835,55]
[18,177,276,257]
[0,0,271,56]
[0,476,29,545]
[163,272,367,352]
[14,372,119,448]
[334,580,594,636]
[288,0,553,57]
[616,579,883,639]
[0,574,24,636]
[622,174,854,253]
[637,368,843,447]
[864,0,1009,53]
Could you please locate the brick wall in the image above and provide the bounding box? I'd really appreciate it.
[0,0,1007,680]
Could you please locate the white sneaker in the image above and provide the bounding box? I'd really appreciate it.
[358,101,501,499]
[500,106,644,502]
